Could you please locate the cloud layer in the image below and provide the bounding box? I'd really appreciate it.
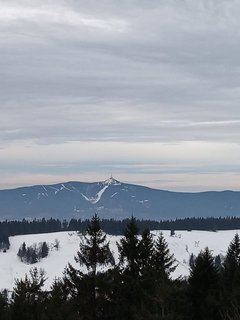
[1,0,240,190]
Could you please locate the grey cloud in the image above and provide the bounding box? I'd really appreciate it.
[1,0,240,144]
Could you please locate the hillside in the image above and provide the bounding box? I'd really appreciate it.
[1,177,240,220]
[0,229,238,291]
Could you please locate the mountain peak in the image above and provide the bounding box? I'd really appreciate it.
[103,176,121,186]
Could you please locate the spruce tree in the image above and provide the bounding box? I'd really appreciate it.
[188,247,220,320]
[11,268,47,320]
[137,229,157,319]
[223,233,240,276]
[117,216,140,275]
[116,216,143,320]
[47,278,76,320]
[75,213,114,273]
[65,213,114,320]
[138,229,154,274]
[151,232,178,319]
[17,242,26,262]
[41,241,49,259]
[153,232,177,277]
[221,234,240,318]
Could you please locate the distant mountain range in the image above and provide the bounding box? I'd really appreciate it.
[0,177,240,220]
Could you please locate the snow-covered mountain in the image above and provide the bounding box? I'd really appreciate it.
[1,177,240,220]
[0,229,238,290]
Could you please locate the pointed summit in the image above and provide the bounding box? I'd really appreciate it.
[103,176,121,186]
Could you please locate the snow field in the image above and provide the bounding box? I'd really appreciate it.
[0,229,239,290]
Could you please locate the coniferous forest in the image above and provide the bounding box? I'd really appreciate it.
[0,215,240,319]
[1,215,240,239]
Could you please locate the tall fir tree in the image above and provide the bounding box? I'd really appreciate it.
[138,229,154,275]
[65,214,114,320]
[188,247,220,320]
[116,216,142,320]
[117,216,140,275]
[223,233,240,277]
[153,232,177,277]
[137,229,158,319]
[221,233,240,319]
[75,214,114,273]
[151,232,178,319]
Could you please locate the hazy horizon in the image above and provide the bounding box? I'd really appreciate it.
[1,174,240,193]
[1,0,240,191]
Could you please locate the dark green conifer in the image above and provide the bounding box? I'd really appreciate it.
[116,216,142,320]
[153,232,177,277]
[0,289,9,320]
[11,268,47,320]
[188,247,220,320]
[75,213,115,273]
[41,242,49,259]
[65,214,114,320]
[117,216,140,275]
[47,278,76,320]
[138,229,154,274]
[151,232,178,319]
[221,234,240,319]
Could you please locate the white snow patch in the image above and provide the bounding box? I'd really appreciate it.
[49,187,60,195]
[111,192,118,198]
[1,230,239,291]
[49,184,73,195]
[81,185,109,204]
[91,185,108,204]
[139,200,149,204]
[42,185,48,196]
[73,206,80,213]
[60,184,73,192]
[81,193,90,201]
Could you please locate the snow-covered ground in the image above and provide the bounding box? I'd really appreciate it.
[0,229,239,291]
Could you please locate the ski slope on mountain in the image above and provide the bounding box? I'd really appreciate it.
[0,229,239,290]
[2,178,240,220]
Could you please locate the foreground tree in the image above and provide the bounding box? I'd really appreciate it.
[151,232,178,319]
[11,268,47,320]
[223,233,240,283]
[65,214,115,320]
[221,234,240,319]
[188,247,220,320]
[117,216,140,276]
[0,289,9,320]
[138,229,155,275]
[46,277,77,320]
[116,216,142,320]
[153,232,177,277]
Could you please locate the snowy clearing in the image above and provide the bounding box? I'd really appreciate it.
[0,229,239,290]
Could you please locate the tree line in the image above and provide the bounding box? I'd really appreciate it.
[1,216,240,239]
[0,214,240,319]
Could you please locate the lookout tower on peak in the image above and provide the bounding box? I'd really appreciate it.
[103,175,121,186]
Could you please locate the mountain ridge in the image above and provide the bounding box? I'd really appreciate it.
[0,177,240,220]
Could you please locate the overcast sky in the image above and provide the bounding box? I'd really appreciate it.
[1,0,240,191]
